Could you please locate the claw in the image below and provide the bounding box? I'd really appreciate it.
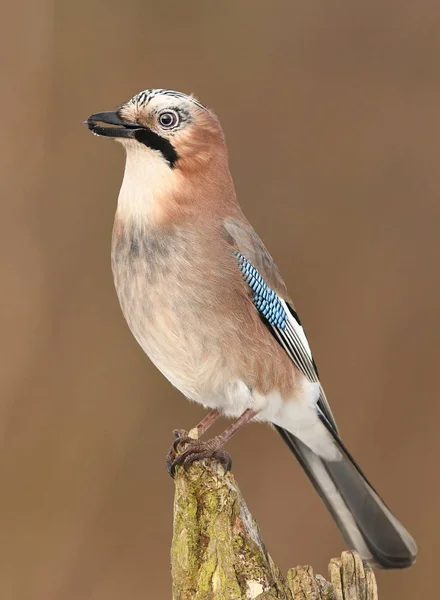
[166,430,194,477]
[166,435,232,477]
[172,435,193,453]
[172,428,188,440]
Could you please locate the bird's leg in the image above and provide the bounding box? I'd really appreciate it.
[171,408,221,445]
[166,409,221,471]
[191,408,221,438]
[166,408,259,477]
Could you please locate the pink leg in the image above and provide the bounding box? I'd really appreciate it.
[194,408,221,437]
[167,408,259,476]
[171,408,220,446]
[213,408,258,445]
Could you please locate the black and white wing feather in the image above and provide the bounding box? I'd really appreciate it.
[233,251,338,433]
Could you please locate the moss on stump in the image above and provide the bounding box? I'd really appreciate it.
[171,459,378,600]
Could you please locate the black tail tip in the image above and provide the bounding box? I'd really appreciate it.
[371,549,417,569]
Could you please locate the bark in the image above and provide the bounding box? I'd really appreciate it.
[171,460,378,600]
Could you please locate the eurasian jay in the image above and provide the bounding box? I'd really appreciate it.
[86,88,417,569]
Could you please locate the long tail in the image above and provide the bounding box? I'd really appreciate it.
[276,425,417,569]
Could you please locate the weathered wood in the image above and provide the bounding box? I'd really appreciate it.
[171,459,378,599]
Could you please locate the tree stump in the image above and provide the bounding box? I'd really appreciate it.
[171,460,378,599]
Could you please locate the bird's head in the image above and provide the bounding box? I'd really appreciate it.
[86,89,236,224]
[85,89,225,172]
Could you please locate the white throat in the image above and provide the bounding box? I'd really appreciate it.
[117,142,176,222]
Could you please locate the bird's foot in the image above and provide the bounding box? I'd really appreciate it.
[165,429,191,473]
[166,431,231,477]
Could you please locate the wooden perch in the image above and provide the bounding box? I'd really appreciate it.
[171,459,378,600]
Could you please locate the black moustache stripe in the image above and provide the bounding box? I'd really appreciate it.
[134,128,179,168]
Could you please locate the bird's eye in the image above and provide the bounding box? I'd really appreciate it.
[158,110,179,129]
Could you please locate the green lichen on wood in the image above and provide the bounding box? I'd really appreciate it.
[170,459,378,600]
[171,461,288,599]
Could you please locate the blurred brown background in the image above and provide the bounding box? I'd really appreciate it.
[1,0,439,598]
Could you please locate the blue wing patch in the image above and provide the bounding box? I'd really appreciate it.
[233,251,287,329]
[233,251,338,433]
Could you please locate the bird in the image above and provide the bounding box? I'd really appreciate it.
[85,88,417,569]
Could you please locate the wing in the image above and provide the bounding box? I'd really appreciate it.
[223,217,289,298]
[224,217,338,433]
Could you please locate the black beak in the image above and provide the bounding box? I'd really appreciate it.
[84,111,142,139]
[84,108,180,168]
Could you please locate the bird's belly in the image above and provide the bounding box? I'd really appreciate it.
[111,229,311,425]
[112,262,235,406]
[112,261,329,452]
[128,312,222,403]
